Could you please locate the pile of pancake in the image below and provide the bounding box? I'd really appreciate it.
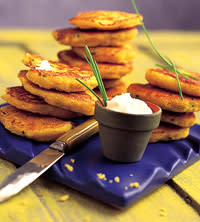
[128,67,200,142]
[0,10,143,143]
[2,10,198,145]
[52,10,143,84]
[0,51,127,142]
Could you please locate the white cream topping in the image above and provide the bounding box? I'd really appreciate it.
[35,60,51,71]
[106,93,152,115]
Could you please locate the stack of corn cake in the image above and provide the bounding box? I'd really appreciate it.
[128,67,200,143]
[0,50,127,142]
[52,10,143,88]
[1,10,143,143]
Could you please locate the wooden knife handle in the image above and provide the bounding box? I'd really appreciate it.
[57,118,99,151]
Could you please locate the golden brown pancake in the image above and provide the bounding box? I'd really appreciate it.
[18,70,97,116]
[58,50,133,79]
[19,71,126,116]
[72,44,137,64]
[69,11,143,30]
[26,68,97,93]
[0,105,73,142]
[146,68,200,97]
[161,110,196,127]
[127,83,200,113]
[149,123,189,143]
[102,79,121,89]
[2,86,79,119]
[23,52,97,92]
[52,27,138,47]
[95,81,127,99]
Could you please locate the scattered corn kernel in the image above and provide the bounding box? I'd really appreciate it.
[159,208,167,216]
[70,158,75,164]
[65,164,74,172]
[114,176,120,183]
[97,173,106,180]
[160,207,167,212]
[124,186,128,190]
[109,179,113,183]
[19,200,28,206]
[129,173,134,177]
[59,194,70,202]
[129,182,140,188]
[159,211,167,217]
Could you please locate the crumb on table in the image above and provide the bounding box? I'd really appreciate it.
[114,176,120,183]
[59,194,70,202]
[159,208,167,217]
[96,173,107,180]
[124,186,128,190]
[70,158,75,164]
[64,163,74,172]
[109,179,113,183]
[129,182,140,188]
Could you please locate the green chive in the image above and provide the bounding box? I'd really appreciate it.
[155,64,200,81]
[131,0,171,66]
[94,60,107,106]
[130,0,200,100]
[76,78,104,106]
[155,64,189,79]
[76,45,108,106]
[180,72,200,81]
[169,60,184,100]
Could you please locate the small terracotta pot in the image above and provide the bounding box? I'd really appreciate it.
[95,101,161,163]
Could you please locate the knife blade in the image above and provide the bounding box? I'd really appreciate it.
[0,118,98,203]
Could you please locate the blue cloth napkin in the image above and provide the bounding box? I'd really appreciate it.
[0,112,199,208]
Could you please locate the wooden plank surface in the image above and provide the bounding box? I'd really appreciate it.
[31,177,200,222]
[0,159,199,222]
[0,29,200,221]
[172,160,200,209]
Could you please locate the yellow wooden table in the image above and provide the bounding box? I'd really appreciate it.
[0,29,200,221]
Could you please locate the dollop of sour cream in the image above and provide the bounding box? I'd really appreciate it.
[35,60,51,71]
[106,93,152,115]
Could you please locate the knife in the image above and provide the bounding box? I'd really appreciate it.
[0,118,98,203]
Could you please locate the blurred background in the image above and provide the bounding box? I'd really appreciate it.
[0,0,200,30]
